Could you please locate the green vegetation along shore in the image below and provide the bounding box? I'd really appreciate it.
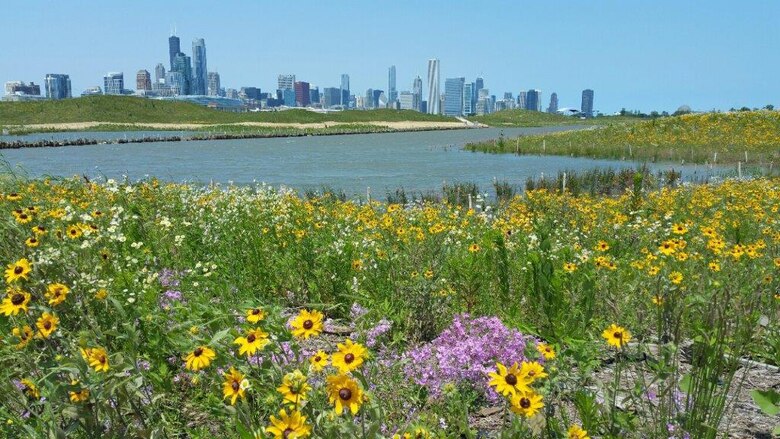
[467,108,640,127]
[465,110,780,165]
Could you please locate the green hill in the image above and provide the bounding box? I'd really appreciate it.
[468,109,641,127]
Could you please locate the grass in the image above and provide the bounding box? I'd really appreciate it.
[468,109,641,127]
[465,110,780,165]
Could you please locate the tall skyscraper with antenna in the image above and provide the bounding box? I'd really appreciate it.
[192,38,207,95]
[168,32,180,72]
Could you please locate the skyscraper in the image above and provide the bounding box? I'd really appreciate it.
[154,63,166,84]
[278,74,295,91]
[518,91,527,109]
[526,89,542,111]
[168,34,180,72]
[388,65,397,103]
[103,72,124,95]
[427,59,440,115]
[444,77,465,116]
[44,74,71,99]
[322,87,341,108]
[166,72,185,95]
[172,53,192,95]
[475,77,484,93]
[340,74,350,107]
[191,38,207,95]
[547,92,559,113]
[412,76,423,112]
[581,89,594,117]
[294,81,310,107]
[207,72,221,96]
[136,70,151,91]
[463,82,474,116]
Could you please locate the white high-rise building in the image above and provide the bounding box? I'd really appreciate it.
[278,74,295,91]
[426,59,440,115]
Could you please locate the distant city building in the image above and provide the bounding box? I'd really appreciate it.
[191,38,207,95]
[172,53,192,95]
[388,65,397,103]
[427,58,440,114]
[340,74,350,107]
[444,77,465,116]
[463,82,474,116]
[239,87,261,101]
[168,34,180,72]
[547,92,559,113]
[278,74,295,91]
[398,91,414,110]
[282,88,296,106]
[322,87,341,107]
[155,63,166,84]
[136,70,152,91]
[364,89,373,109]
[581,89,594,117]
[225,88,239,100]
[44,74,72,99]
[103,72,124,95]
[309,86,320,105]
[5,81,41,96]
[166,71,185,95]
[207,72,221,96]
[475,77,484,95]
[525,89,542,111]
[294,81,310,107]
[503,92,513,100]
[355,95,365,109]
[372,89,384,108]
[518,91,527,110]
[413,76,423,112]
[80,86,102,97]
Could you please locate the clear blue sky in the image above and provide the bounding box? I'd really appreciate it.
[2,1,778,113]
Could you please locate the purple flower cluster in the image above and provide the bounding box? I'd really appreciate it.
[350,303,368,321]
[158,269,186,310]
[366,319,392,348]
[403,313,533,400]
[158,269,181,288]
[159,289,185,310]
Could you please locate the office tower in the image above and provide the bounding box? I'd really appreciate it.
[363,89,373,109]
[372,89,384,108]
[475,77,484,94]
[282,89,296,106]
[191,38,207,95]
[81,86,102,97]
[503,92,513,100]
[309,86,320,104]
[340,74,350,107]
[294,81,310,107]
[168,34,180,71]
[581,89,594,117]
[172,53,192,94]
[136,70,151,91]
[239,87,261,100]
[427,58,440,114]
[165,72,184,95]
[388,65,397,103]
[547,92,559,113]
[412,75,423,112]
[525,89,541,111]
[463,82,474,115]
[103,72,124,95]
[44,74,71,99]
[278,74,295,91]
[398,91,414,110]
[518,91,527,109]
[155,63,166,84]
[322,87,341,107]
[443,77,465,116]
[207,72,221,96]
[5,81,41,96]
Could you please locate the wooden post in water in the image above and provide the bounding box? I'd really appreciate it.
[745,151,748,163]
[714,152,717,164]
[468,194,472,210]
[562,172,567,193]
[543,139,546,152]
[738,161,742,178]
[516,138,519,154]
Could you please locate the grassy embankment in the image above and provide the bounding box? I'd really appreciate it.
[466,110,780,165]
[468,108,640,127]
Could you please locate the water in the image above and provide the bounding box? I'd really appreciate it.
[0,127,720,195]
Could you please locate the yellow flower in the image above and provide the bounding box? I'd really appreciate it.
[563,262,577,273]
[69,380,90,403]
[326,374,363,415]
[652,295,664,306]
[95,289,108,300]
[669,271,683,285]
[245,307,266,323]
[309,350,329,372]
[36,312,59,338]
[488,362,529,396]
[290,309,324,339]
[66,225,83,239]
[352,259,363,271]
[233,328,269,357]
[24,237,40,248]
[708,261,721,272]
[12,325,33,349]
[658,240,676,256]
[468,243,481,253]
[595,240,610,252]
[602,324,631,349]
[184,346,216,371]
[536,342,556,360]
[331,339,368,374]
[277,369,311,406]
[671,223,688,234]
[265,408,312,438]
[81,347,110,372]
[519,361,548,385]
[509,390,544,418]
[567,424,590,439]
[45,283,70,306]
[222,367,247,405]
[20,379,40,399]
[0,289,31,316]
[31,225,47,235]
[4,258,32,284]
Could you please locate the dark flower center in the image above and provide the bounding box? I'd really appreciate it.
[247,334,256,343]
[11,293,25,305]
[505,374,517,385]
[344,353,355,364]
[520,397,531,409]
[283,428,294,438]
[528,370,536,377]
[252,309,261,315]
[303,319,313,330]
[43,321,52,330]
[194,348,203,357]
[231,381,240,391]
[98,355,106,364]
[14,266,24,275]
[314,356,321,362]
[339,388,352,401]
[20,214,28,220]
[29,239,37,244]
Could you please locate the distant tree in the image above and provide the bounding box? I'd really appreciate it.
[650,111,660,118]
[739,106,751,112]
[764,104,774,111]
[620,108,627,116]
[661,111,670,117]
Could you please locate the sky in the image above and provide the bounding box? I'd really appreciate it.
[2,0,778,113]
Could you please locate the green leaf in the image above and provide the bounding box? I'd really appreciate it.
[679,374,692,393]
[750,389,780,416]
[210,328,231,345]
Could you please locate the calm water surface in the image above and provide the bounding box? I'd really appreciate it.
[0,127,719,195]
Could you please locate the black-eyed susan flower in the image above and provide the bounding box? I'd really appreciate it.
[290,309,324,339]
[652,295,664,306]
[277,369,311,406]
[602,324,631,349]
[95,289,108,300]
[36,312,59,338]
[595,240,610,252]
[66,225,82,239]
[708,261,721,272]
[12,325,33,349]
[245,307,266,324]
[184,346,215,371]
[265,408,312,438]
[309,350,329,372]
[326,374,363,415]
[468,243,481,253]
[233,328,269,357]
[658,240,676,256]
[509,390,544,417]
[351,259,363,271]
[24,237,40,248]
[567,425,590,439]
[20,379,40,399]
[519,361,548,385]
[536,342,556,360]
[45,283,70,306]
[222,367,247,405]
[331,339,367,374]
[81,347,110,372]
[0,289,31,316]
[4,258,32,284]
[69,380,90,403]
[671,223,688,234]
[31,225,47,235]
[5,193,21,202]
[669,271,683,285]
[563,262,577,273]
[488,362,528,396]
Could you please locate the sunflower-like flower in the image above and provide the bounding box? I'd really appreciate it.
[4,258,32,284]
[45,283,70,306]
[520,361,548,385]
[468,243,480,253]
[602,324,631,349]
[69,380,90,403]
[20,379,40,399]
[509,390,544,418]
[536,342,556,360]
[25,237,40,248]
[265,408,312,438]
[277,369,311,406]
[290,309,324,339]
[81,347,110,372]
[234,328,269,357]
[245,307,266,323]
[184,346,216,371]
[0,289,31,316]
[309,350,329,372]
[66,225,83,239]
[12,325,33,349]
[331,339,367,373]
[36,312,59,338]
[567,425,590,439]
[488,362,528,396]
[326,374,364,415]
[222,367,247,405]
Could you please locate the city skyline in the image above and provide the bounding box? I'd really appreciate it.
[1,1,778,112]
